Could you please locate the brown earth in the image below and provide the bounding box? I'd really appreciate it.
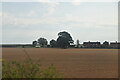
[2,48,119,78]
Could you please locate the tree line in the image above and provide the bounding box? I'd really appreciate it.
[32,31,73,49]
[32,31,119,49]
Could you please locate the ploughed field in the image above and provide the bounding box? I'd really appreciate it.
[2,48,118,78]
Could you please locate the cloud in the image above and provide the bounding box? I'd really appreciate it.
[2,12,17,25]
[71,0,81,6]
[2,11,117,30]
[2,2,118,44]
[0,12,2,17]
[2,2,117,29]
[27,10,36,17]
[42,2,59,17]
[71,2,81,6]
[0,12,2,26]
[2,12,59,26]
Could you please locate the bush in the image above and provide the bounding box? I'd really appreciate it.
[2,60,62,78]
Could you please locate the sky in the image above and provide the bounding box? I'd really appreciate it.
[1,2,118,44]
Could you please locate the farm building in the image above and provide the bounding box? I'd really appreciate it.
[110,42,120,49]
[83,41,101,48]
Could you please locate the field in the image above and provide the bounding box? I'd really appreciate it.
[2,48,119,78]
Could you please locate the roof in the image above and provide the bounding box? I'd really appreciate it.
[83,42,101,44]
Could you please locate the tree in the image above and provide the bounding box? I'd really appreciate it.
[38,38,48,47]
[57,36,69,48]
[102,41,109,48]
[50,39,57,48]
[57,31,74,48]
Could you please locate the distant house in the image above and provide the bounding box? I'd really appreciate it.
[83,41,101,48]
[70,44,75,48]
[110,42,120,49]
[35,44,41,48]
[79,44,84,48]
[74,44,84,48]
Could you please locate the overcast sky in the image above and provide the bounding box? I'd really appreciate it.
[1,2,118,44]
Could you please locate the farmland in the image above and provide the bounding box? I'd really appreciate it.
[2,48,119,78]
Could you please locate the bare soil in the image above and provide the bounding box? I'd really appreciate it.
[2,48,119,78]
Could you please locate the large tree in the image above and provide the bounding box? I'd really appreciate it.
[38,38,48,47]
[57,31,74,48]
